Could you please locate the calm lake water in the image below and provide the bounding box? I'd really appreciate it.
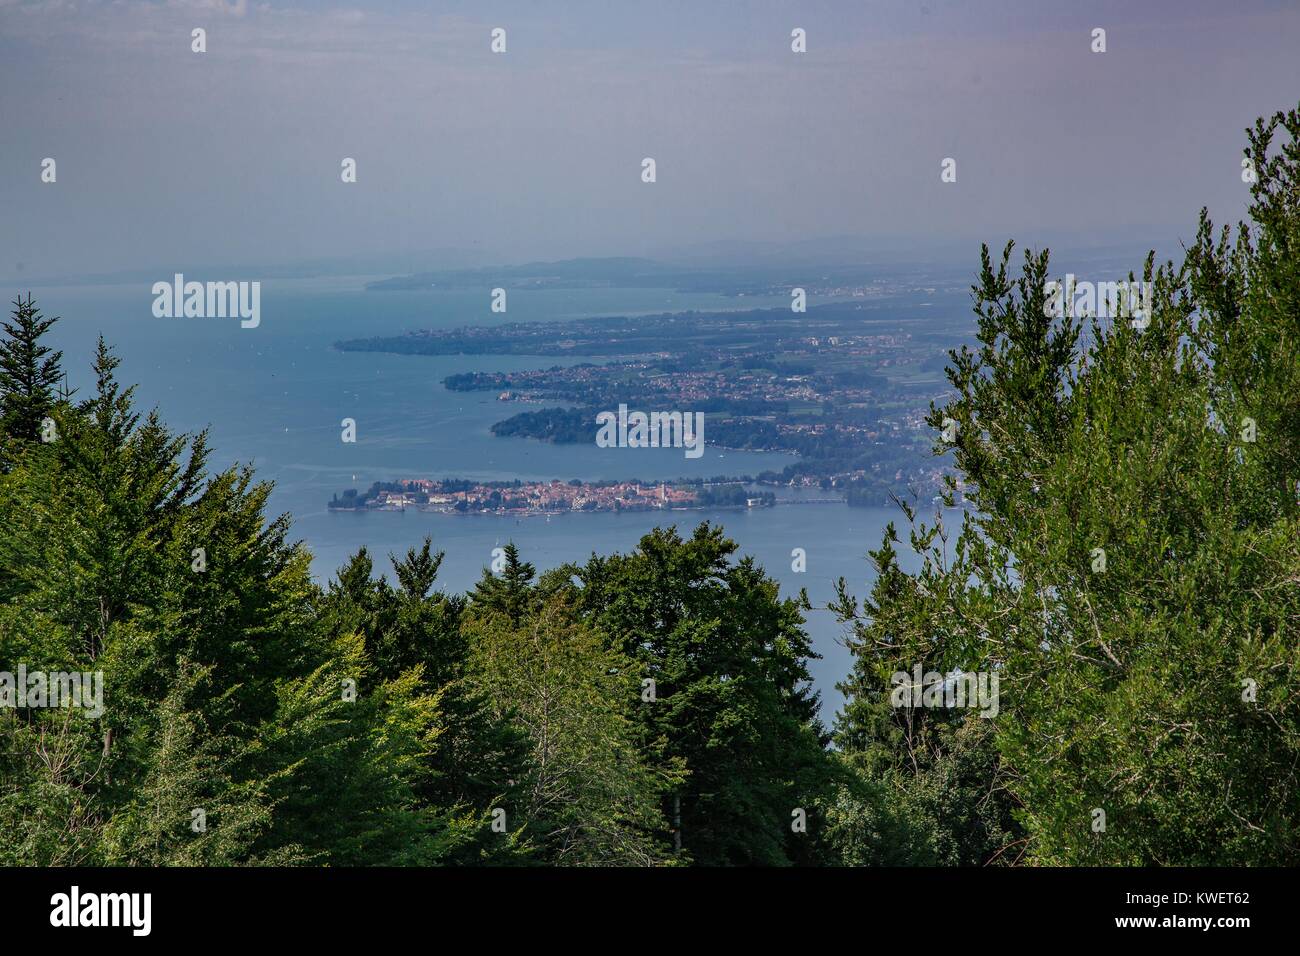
[26,277,947,718]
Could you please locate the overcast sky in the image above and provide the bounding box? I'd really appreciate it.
[2,0,1298,277]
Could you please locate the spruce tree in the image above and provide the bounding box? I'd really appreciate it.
[0,337,470,865]
[0,293,66,465]
[469,542,538,625]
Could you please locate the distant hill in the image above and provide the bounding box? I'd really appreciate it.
[362,255,955,295]
[364,257,703,291]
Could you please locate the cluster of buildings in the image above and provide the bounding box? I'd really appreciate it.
[466,331,920,410]
[358,479,701,514]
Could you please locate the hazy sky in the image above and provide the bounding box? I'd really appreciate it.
[2,0,1298,277]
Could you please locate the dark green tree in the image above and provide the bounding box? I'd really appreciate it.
[469,542,537,625]
[827,506,1023,866]
[576,523,835,865]
[0,293,66,466]
[319,540,529,863]
[0,339,470,866]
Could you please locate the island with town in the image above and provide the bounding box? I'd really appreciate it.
[329,478,778,514]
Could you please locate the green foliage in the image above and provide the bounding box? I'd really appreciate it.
[467,596,683,865]
[318,541,529,863]
[99,664,292,866]
[831,104,1300,865]
[0,293,67,458]
[575,523,835,865]
[469,542,539,626]
[828,510,1025,865]
[0,337,475,866]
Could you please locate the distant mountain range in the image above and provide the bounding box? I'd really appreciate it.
[6,233,1181,291]
[362,255,974,296]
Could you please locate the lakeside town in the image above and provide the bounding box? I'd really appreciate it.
[328,478,781,515]
[328,473,970,516]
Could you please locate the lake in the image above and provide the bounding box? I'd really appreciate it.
[26,277,947,718]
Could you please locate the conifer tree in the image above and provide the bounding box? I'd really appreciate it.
[320,540,529,862]
[576,523,835,865]
[0,294,63,437]
[0,293,66,468]
[0,338,471,865]
[831,104,1300,865]
[469,542,537,625]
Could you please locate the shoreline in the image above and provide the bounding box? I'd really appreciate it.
[325,497,849,516]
